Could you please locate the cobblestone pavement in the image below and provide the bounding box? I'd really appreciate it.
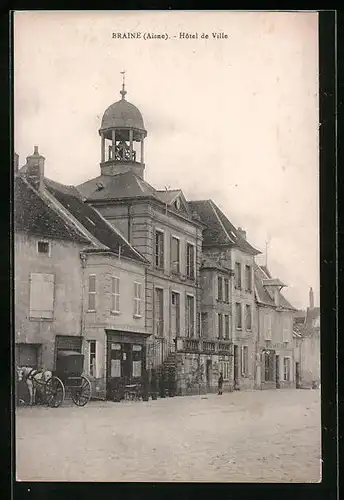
[16,389,321,483]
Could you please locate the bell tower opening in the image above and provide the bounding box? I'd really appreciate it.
[99,72,147,179]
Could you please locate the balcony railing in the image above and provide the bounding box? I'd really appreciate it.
[176,338,232,355]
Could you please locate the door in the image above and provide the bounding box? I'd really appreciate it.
[121,343,132,383]
[171,292,180,339]
[233,345,239,385]
[275,355,280,388]
[295,362,301,388]
[206,359,212,390]
[15,344,40,404]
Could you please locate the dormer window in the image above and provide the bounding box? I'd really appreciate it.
[174,198,181,210]
[37,240,50,255]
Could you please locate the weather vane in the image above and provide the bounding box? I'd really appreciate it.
[120,70,127,99]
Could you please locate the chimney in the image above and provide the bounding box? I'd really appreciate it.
[25,146,45,190]
[309,287,314,310]
[237,227,246,239]
[14,152,19,173]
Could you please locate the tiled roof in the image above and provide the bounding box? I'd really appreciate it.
[14,176,89,244]
[44,178,147,263]
[254,263,296,310]
[188,199,260,255]
[76,170,158,201]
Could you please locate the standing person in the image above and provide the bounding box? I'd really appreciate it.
[218,372,223,395]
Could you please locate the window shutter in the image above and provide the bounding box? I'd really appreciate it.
[29,273,54,319]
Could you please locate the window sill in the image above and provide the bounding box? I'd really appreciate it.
[236,327,242,331]
[87,310,96,313]
[133,314,142,319]
[111,311,121,316]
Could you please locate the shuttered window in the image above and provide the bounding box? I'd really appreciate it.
[88,275,96,311]
[29,273,54,319]
[111,276,120,313]
[134,282,142,317]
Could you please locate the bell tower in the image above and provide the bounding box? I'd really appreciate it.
[99,72,147,178]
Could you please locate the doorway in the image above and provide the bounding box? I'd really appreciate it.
[275,355,280,388]
[206,359,212,390]
[233,345,239,387]
[295,362,301,388]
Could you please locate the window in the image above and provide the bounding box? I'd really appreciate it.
[111,276,120,313]
[154,288,164,335]
[245,265,252,292]
[235,303,242,329]
[171,237,180,274]
[155,230,164,269]
[37,240,50,255]
[224,278,229,302]
[171,292,180,336]
[134,282,142,317]
[241,346,249,376]
[224,314,230,339]
[29,273,54,319]
[217,276,223,301]
[88,275,96,311]
[264,351,274,381]
[201,312,208,338]
[88,340,97,377]
[245,304,252,331]
[186,243,195,279]
[218,313,223,339]
[264,313,272,340]
[132,345,142,378]
[283,357,291,381]
[186,295,195,337]
[282,317,290,343]
[219,360,230,381]
[235,262,242,289]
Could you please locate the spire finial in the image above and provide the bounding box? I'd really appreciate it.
[120,70,127,100]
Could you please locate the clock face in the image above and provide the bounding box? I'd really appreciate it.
[175,198,181,210]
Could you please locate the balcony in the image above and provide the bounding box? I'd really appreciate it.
[176,338,232,355]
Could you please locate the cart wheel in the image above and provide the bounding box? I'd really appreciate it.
[45,376,65,408]
[71,375,91,406]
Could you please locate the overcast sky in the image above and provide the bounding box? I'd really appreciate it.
[14,11,319,310]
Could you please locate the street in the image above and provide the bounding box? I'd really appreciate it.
[16,389,321,483]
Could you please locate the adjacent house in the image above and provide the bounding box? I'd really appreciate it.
[293,287,320,389]
[189,201,260,391]
[254,264,296,389]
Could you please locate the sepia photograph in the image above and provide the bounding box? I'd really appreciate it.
[14,10,321,483]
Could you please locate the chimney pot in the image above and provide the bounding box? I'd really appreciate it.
[34,146,39,155]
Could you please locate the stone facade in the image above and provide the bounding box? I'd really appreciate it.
[82,251,147,399]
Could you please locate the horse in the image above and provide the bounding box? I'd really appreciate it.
[16,366,52,406]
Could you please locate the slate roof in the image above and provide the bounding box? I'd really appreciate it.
[14,176,89,244]
[254,263,296,311]
[155,189,181,204]
[44,177,147,263]
[76,170,158,201]
[188,199,260,255]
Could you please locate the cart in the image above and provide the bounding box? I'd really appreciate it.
[45,351,92,408]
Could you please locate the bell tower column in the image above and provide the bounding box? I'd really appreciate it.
[141,134,144,164]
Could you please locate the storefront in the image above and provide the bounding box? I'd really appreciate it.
[106,330,150,399]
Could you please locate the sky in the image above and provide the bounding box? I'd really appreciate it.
[14,11,319,310]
